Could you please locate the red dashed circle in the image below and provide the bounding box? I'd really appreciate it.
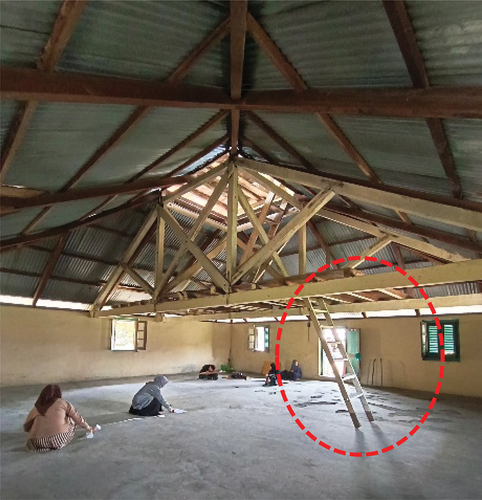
[276,256,445,457]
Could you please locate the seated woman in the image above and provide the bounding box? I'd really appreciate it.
[24,384,96,453]
[291,359,302,381]
[199,364,218,380]
[263,362,279,386]
[129,375,174,416]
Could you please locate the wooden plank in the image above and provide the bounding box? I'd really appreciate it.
[32,234,68,306]
[122,263,154,295]
[342,235,392,269]
[230,109,241,154]
[154,208,165,298]
[240,158,482,231]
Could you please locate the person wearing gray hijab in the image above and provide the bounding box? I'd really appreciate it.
[129,375,174,416]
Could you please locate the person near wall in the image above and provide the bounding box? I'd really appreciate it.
[290,359,302,381]
[129,375,174,416]
[199,364,218,380]
[263,362,279,386]
[24,384,97,453]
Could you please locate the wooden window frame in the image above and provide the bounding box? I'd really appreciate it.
[111,318,148,351]
[247,325,270,353]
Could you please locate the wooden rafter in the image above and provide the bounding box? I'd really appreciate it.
[32,233,68,306]
[383,0,463,199]
[226,163,239,283]
[17,16,230,235]
[0,0,87,182]
[391,242,416,298]
[3,67,482,118]
[2,175,188,211]
[0,192,158,252]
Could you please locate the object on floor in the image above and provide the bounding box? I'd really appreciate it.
[173,409,186,414]
[85,424,101,439]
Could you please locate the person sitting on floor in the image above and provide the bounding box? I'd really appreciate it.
[263,362,279,386]
[199,364,218,380]
[290,359,302,381]
[129,375,174,416]
[24,384,97,453]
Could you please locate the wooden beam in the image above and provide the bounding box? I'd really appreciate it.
[239,158,482,231]
[328,205,482,254]
[95,259,482,315]
[154,206,165,298]
[157,173,229,295]
[237,185,288,277]
[32,234,68,306]
[92,209,158,309]
[232,188,335,282]
[158,207,230,293]
[5,67,481,118]
[319,208,469,263]
[230,109,241,154]
[342,236,392,269]
[240,191,275,265]
[0,192,158,252]
[122,263,154,295]
[0,0,87,182]
[383,0,463,199]
[2,175,188,210]
[241,135,279,165]
[307,221,332,263]
[226,163,239,283]
[299,225,307,274]
[391,242,416,298]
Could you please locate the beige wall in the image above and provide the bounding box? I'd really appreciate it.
[230,314,482,398]
[0,305,231,386]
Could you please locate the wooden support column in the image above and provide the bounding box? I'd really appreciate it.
[154,205,165,298]
[226,163,239,284]
[299,225,307,274]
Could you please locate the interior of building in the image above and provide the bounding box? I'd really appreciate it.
[1,1,482,499]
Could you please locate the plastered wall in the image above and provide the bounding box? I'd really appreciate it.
[0,305,231,386]
[230,314,482,398]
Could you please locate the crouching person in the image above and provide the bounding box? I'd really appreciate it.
[199,364,218,380]
[24,384,96,453]
[129,375,174,416]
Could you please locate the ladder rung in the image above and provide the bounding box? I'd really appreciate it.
[327,340,343,344]
[343,374,357,382]
[352,392,365,399]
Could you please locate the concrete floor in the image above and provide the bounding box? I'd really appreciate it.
[1,375,482,500]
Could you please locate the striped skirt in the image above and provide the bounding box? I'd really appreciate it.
[26,426,76,453]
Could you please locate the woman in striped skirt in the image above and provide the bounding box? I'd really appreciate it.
[24,384,96,453]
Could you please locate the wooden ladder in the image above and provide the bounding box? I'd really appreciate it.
[303,297,374,428]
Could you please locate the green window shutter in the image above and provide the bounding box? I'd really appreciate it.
[443,323,455,355]
[264,327,270,352]
[248,327,255,350]
[427,324,439,355]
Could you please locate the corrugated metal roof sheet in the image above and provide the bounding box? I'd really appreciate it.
[443,119,482,203]
[4,103,136,191]
[109,288,151,304]
[255,112,368,180]
[75,108,222,187]
[1,101,20,148]
[0,0,62,67]
[407,1,482,86]
[316,219,368,245]
[42,279,100,303]
[54,255,114,284]
[1,208,45,239]
[176,146,228,176]
[1,246,50,274]
[0,272,39,298]
[32,198,109,234]
[59,1,227,81]
[334,116,451,194]
[250,0,412,88]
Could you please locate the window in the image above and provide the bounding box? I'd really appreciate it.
[111,319,147,351]
[421,320,459,361]
[248,325,270,352]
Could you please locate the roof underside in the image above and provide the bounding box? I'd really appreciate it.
[1,0,481,317]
